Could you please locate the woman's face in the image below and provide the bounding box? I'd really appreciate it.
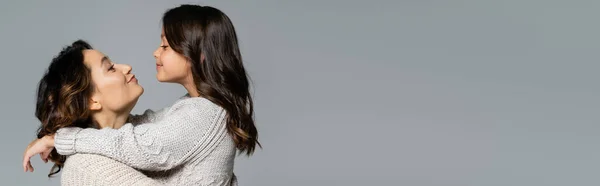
[153,28,192,84]
[83,49,143,114]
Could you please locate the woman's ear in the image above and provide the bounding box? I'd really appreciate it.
[89,97,102,111]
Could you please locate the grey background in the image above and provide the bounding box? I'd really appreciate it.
[1,0,598,185]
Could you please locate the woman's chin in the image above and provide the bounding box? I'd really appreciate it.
[131,86,144,99]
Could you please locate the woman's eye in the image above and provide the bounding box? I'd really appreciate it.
[109,64,116,71]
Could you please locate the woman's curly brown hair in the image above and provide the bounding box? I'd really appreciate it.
[34,40,99,177]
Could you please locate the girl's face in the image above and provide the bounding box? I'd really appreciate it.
[153,28,193,84]
[83,49,143,119]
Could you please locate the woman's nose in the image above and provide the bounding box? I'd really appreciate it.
[120,64,132,74]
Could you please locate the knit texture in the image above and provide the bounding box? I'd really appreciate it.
[127,104,172,125]
[61,154,161,186]
[55,97,238,186]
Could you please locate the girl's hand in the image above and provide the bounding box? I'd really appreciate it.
[22,135,54,172]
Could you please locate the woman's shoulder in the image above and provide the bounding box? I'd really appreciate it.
[64,154,114,166]
[61,154,113,183]
[63,154,124,173]
[62,154,160,185]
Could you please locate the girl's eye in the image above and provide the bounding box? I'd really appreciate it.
[109,64,116,72]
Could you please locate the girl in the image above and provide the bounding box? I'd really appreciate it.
[23,5,259,186]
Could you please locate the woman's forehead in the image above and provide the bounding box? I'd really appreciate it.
[82,49,108,67]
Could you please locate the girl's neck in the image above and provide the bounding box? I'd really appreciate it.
[182,75,200,97]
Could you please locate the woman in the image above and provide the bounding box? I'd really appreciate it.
[24,5,260,186]
[29,40,160,185]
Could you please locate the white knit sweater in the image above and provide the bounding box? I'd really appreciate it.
[61,154,161,186]
[55,96,238,185]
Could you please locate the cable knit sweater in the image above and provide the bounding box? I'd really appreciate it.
[55,96,238,186]
[61,154,161,186]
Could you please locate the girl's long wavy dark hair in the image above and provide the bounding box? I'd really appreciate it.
[162,5,260,155]
[35,40,97,177]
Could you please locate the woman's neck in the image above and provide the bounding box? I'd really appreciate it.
[92,112,129,129]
